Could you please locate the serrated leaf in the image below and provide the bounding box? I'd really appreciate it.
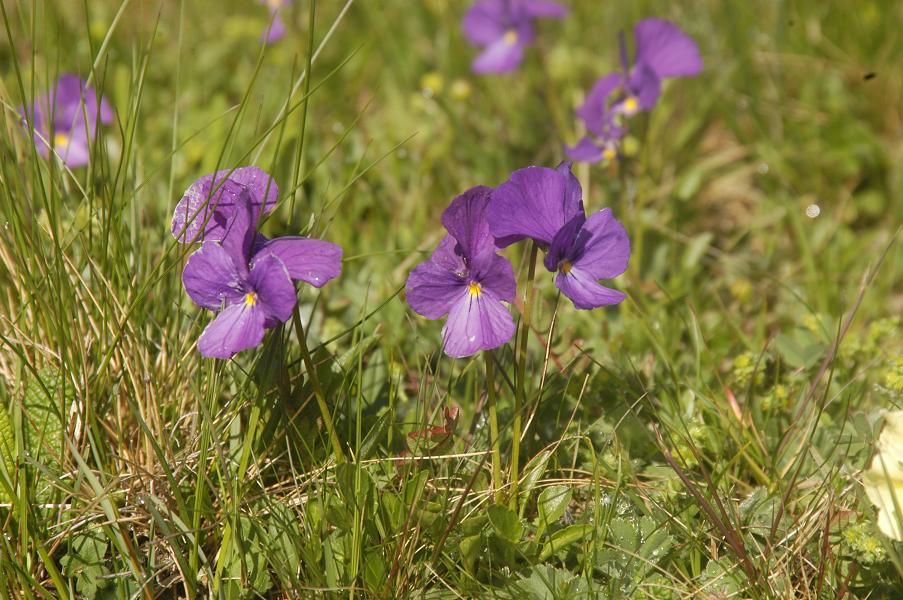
[536,485,571,539]
[488,504,523,543]
[539,524,593,560]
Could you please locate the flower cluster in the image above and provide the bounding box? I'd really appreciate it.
[462,0,568,74]
[406,162,629,358]
[567,19,702,164]
[171,167,342,359]
[18,74,114,168]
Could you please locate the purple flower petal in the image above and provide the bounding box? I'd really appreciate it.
[564,137,604,164]
[442,288,515,357]
[544,213,587,272]
[405,254,467,320]
[252,237,342,288]
[626,62,661,111]
[575,72,623,136]
[264,12,286,43]
[248,254,297,322]
[197,302,266,359]
[634,18,702,79]
[555,267,626,310]
[219,190,256,270]
[55,134,91,168]
[570,208,630,280]
[477,254,516,303]
[521,0,568,18]
[182,242,247,311]
[171,167,278,243]
[441,185,496,270]
[488,162,584,247]
[428,235,467,274]
[462,0,507,46]
[472,36,526,75]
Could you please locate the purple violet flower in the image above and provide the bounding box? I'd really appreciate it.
[488,162,630,310]
[19,74,114,168]
[258,0,290,44]
[566,18,702,164]
[406,186,517,358]
[177,170,342,358]
[462,0,568,75]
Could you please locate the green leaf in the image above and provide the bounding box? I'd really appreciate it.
[362,548,388,591]
[488,504,523,543]
[519,450,551,503]
[0,404,15,503]
[22,367,70,500]
[459,534,482,575]
[539,524,593,560]
[536,485,571,539]
[61,531,110,600]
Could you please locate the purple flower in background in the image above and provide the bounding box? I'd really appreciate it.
[462,0,568,75]
[489,162,629,310]
[406,186,517,358]
[567,18,701,163]
[178,171,342,358]
[171,166,278,244]
[258,0,290,43]
[19,74,114,168]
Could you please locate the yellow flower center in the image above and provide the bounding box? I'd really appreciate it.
[503,29,518,45]
[559,261,572,274]
[622,96,639,115]
[53,133,69,148]
[468,282,482,297]
[602,146,617,162]
[244,292,258,306]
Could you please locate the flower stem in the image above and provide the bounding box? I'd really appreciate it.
[509,241,538,509]
[484,350,503,504]
[292,305,345,463]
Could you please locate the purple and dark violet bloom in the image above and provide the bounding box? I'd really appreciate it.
[258,0,290,44]
[566,18,702,164]
[178,170,342,358]
[406,186,517,358]
[488,162,630,310]
[462,0,568,75]
[19,74,114,168]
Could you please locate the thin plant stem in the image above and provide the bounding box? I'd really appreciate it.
[485,350,503,504]
[292,305,346,463]
[509,240,539,508]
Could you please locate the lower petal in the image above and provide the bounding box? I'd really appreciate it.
[441,292,515,358]
[564,137,604,164]
[556,267,626,310]
[197,302,266,359]
[472,38,525,75]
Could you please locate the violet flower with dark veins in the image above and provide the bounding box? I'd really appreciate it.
[567,18,702,164]
[406,186,517,358]
[19,74,114,168]
[488,162,630,310]
[462,0,568,75]
[178,174,342,359]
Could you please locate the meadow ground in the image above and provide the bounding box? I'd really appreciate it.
[1,0,902,598]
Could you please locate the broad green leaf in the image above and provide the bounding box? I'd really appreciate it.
[536,485,571,539]
[459,534,482,574]
[488,504,523,543]
[539,524,593,560]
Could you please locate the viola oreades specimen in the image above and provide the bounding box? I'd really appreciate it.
[173,167,342,359]
[462,0,568,74]
[567,18,702,164]
[19,74,114,168]
[488,162,630,309]
[405,186,517,358]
